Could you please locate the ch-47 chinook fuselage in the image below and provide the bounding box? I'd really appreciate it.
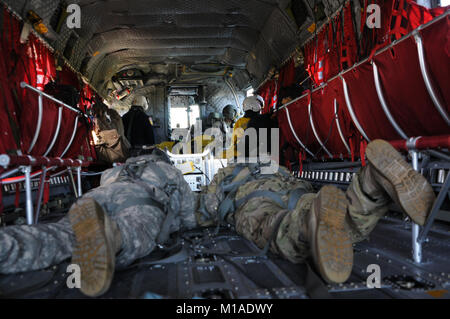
[0,0,449,299]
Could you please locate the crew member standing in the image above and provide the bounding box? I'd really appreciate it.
[122,96,156,151]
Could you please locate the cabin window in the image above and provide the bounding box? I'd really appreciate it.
[169,103,200,129]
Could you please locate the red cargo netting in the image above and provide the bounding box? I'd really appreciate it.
[276,7,449,163]
[0,5,98,162]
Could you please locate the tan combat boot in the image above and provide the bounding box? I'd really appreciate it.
[68,198,122,297]
[365,139,436,226]
[308,185,353,283]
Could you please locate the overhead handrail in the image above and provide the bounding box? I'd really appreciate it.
[20,82,87,116]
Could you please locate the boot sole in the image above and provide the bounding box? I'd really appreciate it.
[313,186,353,284]
[68,198,115,297]
[365,139,435,225]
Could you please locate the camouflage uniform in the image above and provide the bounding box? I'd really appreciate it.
[0,155,196,274]
[0,156,388,275]
[199,164,391,264]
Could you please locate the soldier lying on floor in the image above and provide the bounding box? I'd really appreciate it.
[0,140,435,297]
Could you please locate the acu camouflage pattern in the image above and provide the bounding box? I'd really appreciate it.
[197,164,315,262]
[233,176,315,264]
[0,217,74,274]
[0,155,196,274]
[275,193,317,263]
[199,163,318,263]
[199,163,393,264]
[0,159,390,275]
[83,154,196,269]
[345,166,391,243]
[196,164,293,226]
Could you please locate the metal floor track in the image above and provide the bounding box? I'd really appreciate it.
[0,215,449,299]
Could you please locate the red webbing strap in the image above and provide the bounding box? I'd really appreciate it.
[360,138,368,166]
[349,134,356,163]
[340,3,355,70]
[368,42,389,62]
[340,45,351,71]
[304,41,314,77]
[299,150,306,176]
[389,0,409,41]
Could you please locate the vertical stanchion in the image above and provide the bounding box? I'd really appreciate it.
[208,150,214,184]
[23,166,34,225]
[68,169,79,198]
[35,166,48,224]
[76,166,82,197]
[410,150,422,263]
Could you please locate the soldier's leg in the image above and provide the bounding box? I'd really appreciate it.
[232,175,313,251]
[274,140,436,283]
[70,182,166,297]
[346,139,436,242]
[365,139,435,225]
[275,186,353,283]
[0,217,74,274]
[70,157,197,297]
[0,182,164,287]
[345,165,391,243]
[233,197,290,252]
[232,175,352,284]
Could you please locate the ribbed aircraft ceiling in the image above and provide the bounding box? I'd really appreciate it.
[1,0,345,98]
